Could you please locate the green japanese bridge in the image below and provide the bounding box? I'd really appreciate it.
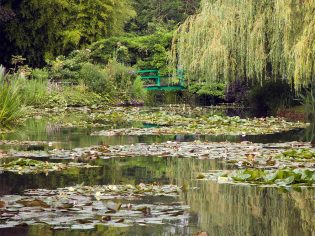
[137,69,186,91]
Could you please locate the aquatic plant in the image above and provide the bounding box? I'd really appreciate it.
[232,168,315,186]
[12,141,313,171]
[201,168,315,187]
[0,158,99,174]
[172,0,315,90]
[0,184,188,229]
[275,149,315,160]
[25,106,309,133]
[92,116,308,136]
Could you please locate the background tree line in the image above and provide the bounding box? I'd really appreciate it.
[0,0,199,67]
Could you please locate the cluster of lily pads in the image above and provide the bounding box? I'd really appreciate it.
[0,140,58,147]
[196,146,315,187]
[0,184,189,229]
[0,150,7,159]
[198,168,315,187]
[28,106,308,135]
[92,117,307,136]
[275,148,315,160]
[5,142,315,173]
[0,158,99,174]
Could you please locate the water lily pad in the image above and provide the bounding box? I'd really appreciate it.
[200,168,315,187]
[0,158,100,174]
[0,184,189,229]
[16,199,50,208]
[92,115,308,136]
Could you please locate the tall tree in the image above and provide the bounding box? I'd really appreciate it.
[0,0,135,66]
[172,0,315,89]
[126,0,200,33]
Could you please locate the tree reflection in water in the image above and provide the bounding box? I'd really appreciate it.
[167,158,315,236]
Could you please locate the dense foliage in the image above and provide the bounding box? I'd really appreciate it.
[0,0,313,117]
[0,0,199,67]
[126,0,199,33]
[172,0,315,90]
[0,0,135,66]
[90,29,174,73]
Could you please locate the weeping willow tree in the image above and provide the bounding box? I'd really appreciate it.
[172,0,315,90]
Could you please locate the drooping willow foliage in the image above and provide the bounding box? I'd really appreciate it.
[172,0,315,89]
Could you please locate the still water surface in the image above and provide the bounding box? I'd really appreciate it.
[0,110,314,236]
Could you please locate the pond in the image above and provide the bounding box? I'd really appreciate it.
[0,106,314,236]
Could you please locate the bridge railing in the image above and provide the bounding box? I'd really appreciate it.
[137,69,184,88]
[137,69,161,86]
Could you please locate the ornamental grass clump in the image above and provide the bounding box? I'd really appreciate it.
[0,66,24,126]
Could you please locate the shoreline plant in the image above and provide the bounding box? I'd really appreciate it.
[0,66,24,126]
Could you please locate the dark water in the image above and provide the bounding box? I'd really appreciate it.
[0,113,314,236]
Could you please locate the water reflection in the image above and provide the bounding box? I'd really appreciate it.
[167,158,315,236]
[0,110,314,235]
[0,157,171,195]
[303,121,315,144]
[0,223,198,236]
[0,157,203,235]
[181,182,314,236]
[1,156,314,235]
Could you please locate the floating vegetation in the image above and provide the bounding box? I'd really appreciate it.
[0,184,189,229]
[99,141,310,159]
[7,142,315,170]
[0,158,99,174]
[200,168,315,187]
[92,117,307,136]
[275,149,315,161]
[0,140,58,146]
[29,106,308,134]
[30,107,144,129]
[0,150,7,159]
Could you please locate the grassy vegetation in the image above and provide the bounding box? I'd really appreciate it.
[0,66,24,126]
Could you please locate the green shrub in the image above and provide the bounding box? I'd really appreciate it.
[105,60,136,96]
[17,78,49,107]
[131,77,147,101]
[62,86,104,107]
[189,83,226,101]
[49,49,92,82]
[45,84,107,108]
[32,68,49,80]
[80,63,114,95]
[90,29,173,72]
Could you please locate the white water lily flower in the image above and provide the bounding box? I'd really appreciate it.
[95,191,102,201]
[217,177,229,183]
[68,187,75,192]
[108,185,118,191]
[126,184,134,189]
